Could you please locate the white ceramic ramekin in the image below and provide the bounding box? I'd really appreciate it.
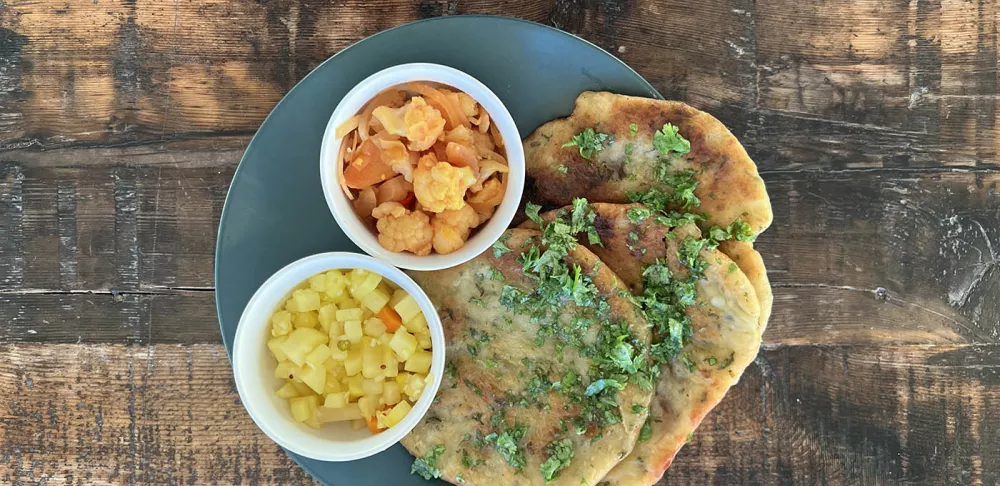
[319,63,525,271]
[232,252,445,462]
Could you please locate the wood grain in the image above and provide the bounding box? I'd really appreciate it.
[1,344,996,485]
[1,0,999,170]
[1,1,999,485]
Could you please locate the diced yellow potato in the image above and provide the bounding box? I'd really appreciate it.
[309,273,326,292]
[378,333,392,346]
[304,416,323,429]
[388,328,418,361]
[344,347,362,376]
[362,308,375,321]
[349,268,368,287]
[362,378,384,396]
[323,375,342,394]
[382,381,402,406]
[404,350,433,374]
[279,328,328,366]
[327,320,344,340]
[267,336,290,362]
[404,313,428,334]
[395,372,412,388]
[362,289,390,313]
[289,395,319,422]
[403,373,426,402]
[323,357,343,375]
[389,289,408,309]
[306,344,332,367]
[362,339,383,379]
[384,400,412,428]
[318,304,337,328]
[376,281,393,298]
[323,391,349,409]
[344,320,363,344]
[416,331,432,350]
[336,308,363,322]
[353,272,382,300]
[346,375,364,399]
[290,381,313,396]
[293,289,322,312]
[293,311,319,329]
[317,403,363,423]
[363,318,386,338]
[324,270,347,299]
[284,297,299,313]
[393,295,421,324]
[275,382,300,399]
[358,395,378,419]
[299,364,327,394]
[271,310,293,336]
[382,345,399,378]
[329,339,349,360]
[274,360,297,380]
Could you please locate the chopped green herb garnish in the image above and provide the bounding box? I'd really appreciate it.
[638,418,652,442]
[628,123,639,137]
[445,360,458,379]
[705,356,718,366]
[632,403,646,413]
[484,358,497,368]
[469,296,488,308]
[540,439,574,482]
[456,473,465,483]
[493,233,513,258]
[718,352,735,369]
[681,353,697,372]
[626,206,651,223]
[652,123,690,157]
[557,164,569,173]
[411,445,445,480]
[487,266,505,281]
[464,379,483,397]
[461,449,485,468]
[562,127,610,160]
[484,422,528,472]
[728,262,738,274]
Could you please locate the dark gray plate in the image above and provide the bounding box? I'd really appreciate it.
[215,15,660,485]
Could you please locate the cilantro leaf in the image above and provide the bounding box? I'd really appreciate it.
[563,128,610,160]
[410,445,445,480]
[652,123,690,157]
[584,378,625,396]
[638,418,653,441]
[628,123,639,137]
[540,439,574,482]
[493,233,513,258]
[626,206,651,223]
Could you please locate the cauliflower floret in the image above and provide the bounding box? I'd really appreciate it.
[377,138,416,182]
[441,125,475,147]
[372,202,433,256]
[371,105,407,137]
[413,154,476,213]
[467,178,504,206]
[402,97,445,152]
[431,205,478,254]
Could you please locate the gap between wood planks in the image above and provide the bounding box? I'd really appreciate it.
[0,286,214,295]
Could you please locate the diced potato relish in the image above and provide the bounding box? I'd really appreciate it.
[266,268,433,433]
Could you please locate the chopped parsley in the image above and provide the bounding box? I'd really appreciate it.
[652,123,691,157]
[562,127,610,160]
[638,418,653,442]
[461,449,485,468]
[705,355,718,366]
[464,379,483,397]
[484,421,528,472]
[557,164,569,174]
[718,352,735,369]
[445,360,458,379]
[493,233,513,258]
[728,262,738,274]
[540,439,574,482]
[626,206,651,223]
[706,218,755,245]
[632,403,646,413]
[628,123,639,137]
[487,266,505,281]
[411,445,445,480]
[681,353,697,372]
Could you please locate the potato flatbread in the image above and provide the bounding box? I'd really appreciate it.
[718,240,773,330]
[523,91,773,236]
[402,228,655,486]
[524,203,764,486]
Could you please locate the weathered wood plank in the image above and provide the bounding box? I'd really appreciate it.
[0,343,996,485]
[2,1,999,169]
[3,148,996,345]
[0,344,318,485]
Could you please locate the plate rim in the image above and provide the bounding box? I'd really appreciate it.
[212,14,662,486]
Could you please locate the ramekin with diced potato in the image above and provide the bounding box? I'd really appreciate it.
[232,253,444,462]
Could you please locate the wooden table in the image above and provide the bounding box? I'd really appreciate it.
[1,2,997,485]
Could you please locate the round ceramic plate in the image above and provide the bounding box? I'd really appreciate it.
[215,15,660,485]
